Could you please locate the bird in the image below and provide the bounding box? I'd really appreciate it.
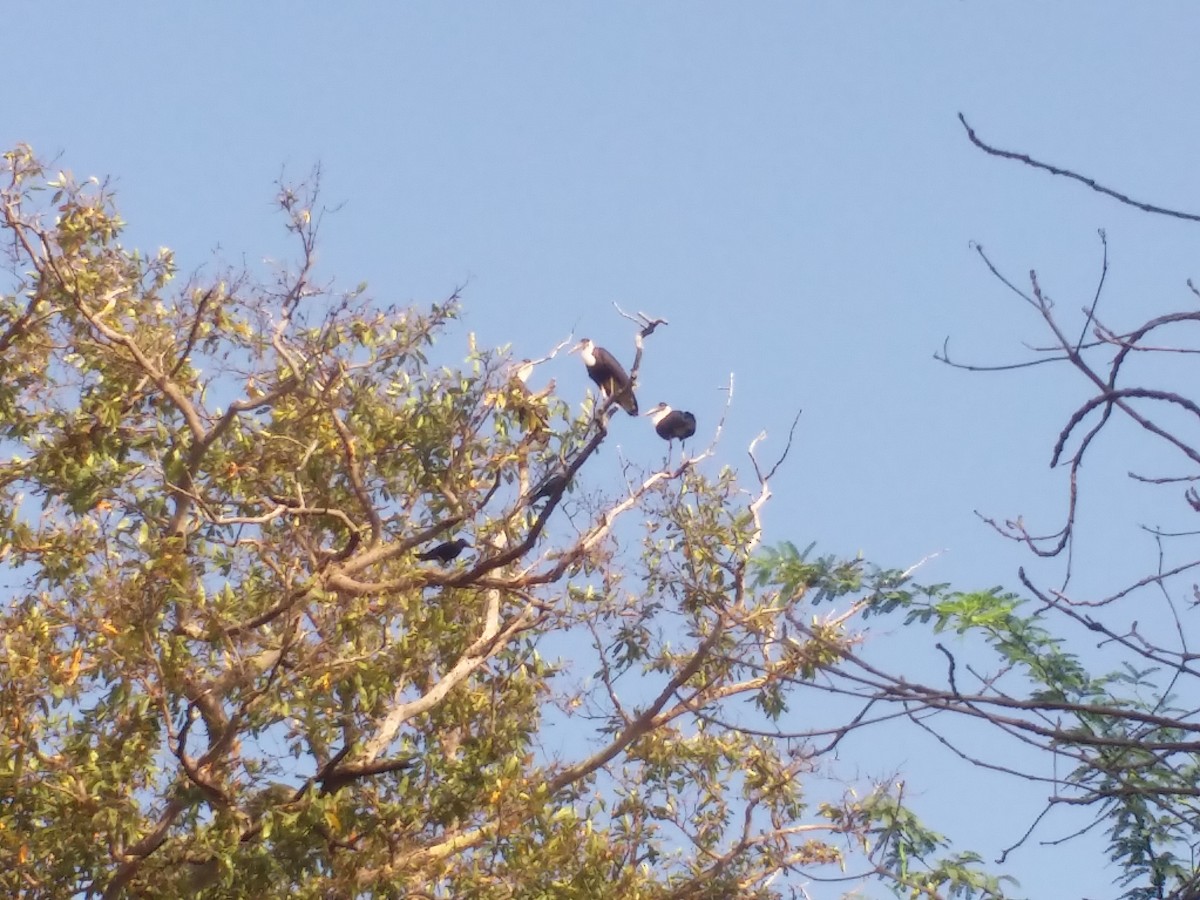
[644,403,697,443]
[513,358,536,386]
[529,471,571,502]
[416,538,470,563]
[570,338,638,415]
[509,359,550,434]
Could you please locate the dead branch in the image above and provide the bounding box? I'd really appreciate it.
[959,113,1200,222]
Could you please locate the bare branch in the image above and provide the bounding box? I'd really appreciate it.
[959,113,1200,222]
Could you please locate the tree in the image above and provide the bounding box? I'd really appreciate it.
[817,117,1200,900]
[0,145,1006,899]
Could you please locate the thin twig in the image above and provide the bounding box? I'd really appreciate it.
[959,113,1200,222]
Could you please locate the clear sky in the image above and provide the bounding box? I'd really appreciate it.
[11,5,1200,897]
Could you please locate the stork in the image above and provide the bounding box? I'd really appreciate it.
[570,338,638,415]
[644,403,696,444]
[514,359,535,386]
[416,538,471,563]
[510,359,549,434]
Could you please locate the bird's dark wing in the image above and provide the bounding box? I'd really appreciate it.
[592,346,629,386]
[531,473,570,501]
[417,539,463,562]
[593,347,638,415]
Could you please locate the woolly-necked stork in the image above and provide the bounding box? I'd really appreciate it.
[644,403,696,444]
[571,338,638,416]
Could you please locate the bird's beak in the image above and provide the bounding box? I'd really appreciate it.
[569,340,585,354]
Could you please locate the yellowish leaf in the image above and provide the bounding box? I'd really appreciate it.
[66,646,83,685]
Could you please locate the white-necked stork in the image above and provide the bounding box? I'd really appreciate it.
[510,359,549,433]
[571,338,638,415]
[514,359,535,386]
[645,403,696,443]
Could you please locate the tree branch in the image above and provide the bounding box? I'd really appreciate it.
[959,113,1200,222]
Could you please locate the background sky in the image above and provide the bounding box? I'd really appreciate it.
[10,5,1200,897]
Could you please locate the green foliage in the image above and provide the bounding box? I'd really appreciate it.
[750,540,869,606]
[0,146,1001,899]
[843,560,1200,896]
[853,786,1015,899]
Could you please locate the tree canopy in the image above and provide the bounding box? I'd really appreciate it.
[0,146,1006,899]
[8,124,1200,900]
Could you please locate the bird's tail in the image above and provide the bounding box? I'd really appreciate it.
[602,377,639,416]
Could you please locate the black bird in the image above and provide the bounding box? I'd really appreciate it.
[416,538,470,563]
[571,338,638,415]
[645,402,697,443]
[529,471,571,502]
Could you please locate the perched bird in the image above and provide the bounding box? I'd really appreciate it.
[514,359,535,387]
[509,359,550,434]
[416,538,471,563]
[529,471,571,502]
[571,338,638,415]
[644,403,697,444]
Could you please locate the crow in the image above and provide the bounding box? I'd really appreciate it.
[416,538,470,564]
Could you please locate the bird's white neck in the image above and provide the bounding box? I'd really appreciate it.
[649,405,673,424]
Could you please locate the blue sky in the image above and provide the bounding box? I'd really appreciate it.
[12,5,1200,896]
